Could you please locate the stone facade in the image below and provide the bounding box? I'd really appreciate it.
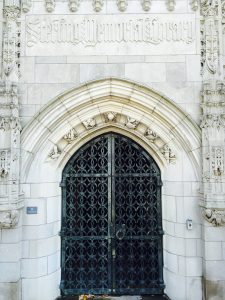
[0,0,224,299]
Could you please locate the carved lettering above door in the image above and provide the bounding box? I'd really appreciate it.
[25,14,196,56]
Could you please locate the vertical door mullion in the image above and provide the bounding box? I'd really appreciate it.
[107,135,112,294]
[111,134,116,294]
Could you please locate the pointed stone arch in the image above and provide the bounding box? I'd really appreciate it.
[21,78,201,181]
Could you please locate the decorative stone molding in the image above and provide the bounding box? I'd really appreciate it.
[117,0,127,12]
[93,0,104,12]
[202,208,225,226]
[45,0,55,12]
[0,150,10,178]
[0,209,19,228]
[68,0,80,12]
[190,0,198,11]
[125,117,139,129]
[211,146,224,176]
[63,128,78,143]
[141,0,151,11]
[145,128,158,142]
[200,114,225,129]
[49,145,61,160]
[200,0,218,17]
[167,0,175,11]
[160,145,176,164]
[83,118,96,130]
[21,0,32,13]
[104,112,117,122]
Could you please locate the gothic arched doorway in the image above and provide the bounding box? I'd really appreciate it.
[60,132,164,296]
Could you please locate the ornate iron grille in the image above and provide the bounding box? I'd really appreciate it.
[60,133,164,296]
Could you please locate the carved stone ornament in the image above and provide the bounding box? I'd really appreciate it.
[93,0,104,12]
[167,0,175,11]
[200,0,218,16]
[202,208,225,226]
[211,146,224,176]
[117,0,128,12]
[141,0,151,11]
[49,145,61,160]
[45,0,55,12]
[200,114,225,129]
[0,117,10,131]
[21,0,32,13]
[63,128,78,143]
[145,128,158,142]
[68,0,80,12]
[0,150,10,178]
[161,145,176,164]
[190,0,198,10]
[125,117,139,129]
[205,20,219,75]
[3,6,20,20]
[0,210,20,228]
[82,118,96,130]
[104,112,117,122]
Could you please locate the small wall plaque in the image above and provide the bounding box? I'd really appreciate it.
[26,207,38,214]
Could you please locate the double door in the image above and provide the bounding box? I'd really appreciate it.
[60,133,164,296]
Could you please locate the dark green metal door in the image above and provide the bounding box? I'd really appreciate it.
[60,133,164,296]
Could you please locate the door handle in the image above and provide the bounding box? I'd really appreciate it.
[116,224,126,240]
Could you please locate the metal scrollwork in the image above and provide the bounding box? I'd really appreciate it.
[60,133,164,296]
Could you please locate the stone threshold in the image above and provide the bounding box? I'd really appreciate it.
[56,295,170,300]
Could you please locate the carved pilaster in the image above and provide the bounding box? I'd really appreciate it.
[0,82,22,228]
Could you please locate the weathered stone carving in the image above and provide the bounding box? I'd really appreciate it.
[2,6,20,78]
[93,0,104,12]
[104,112,117,122]
[49,145,61,160]
[68,0,80,12]
[200,0,218,16]
[0,117,10,131]
[0,150,10,178]
[190,0,198,11]
[200,114,225,129]
[202,208,225,226]
[141,0,151,11]
[125,117,139,129]
[63,128,78,143]
[167,0,175,11]
[211,146,224,176]
[83,118,96,130]
[0,210,20,228]
[21,0,32,13]
[45,0,55,12]
[161,145,176,164]
[145,128,158,142]
[117,0,128,11]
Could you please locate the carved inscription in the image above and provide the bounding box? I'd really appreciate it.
[25,15,196,55]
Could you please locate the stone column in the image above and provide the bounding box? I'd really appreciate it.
[200,0,225,298]
[0,0,22,298]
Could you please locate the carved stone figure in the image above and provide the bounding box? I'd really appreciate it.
[190,0,198,11]
[68,0,80,12]
[63,128,78,143]
[45,0,55,12]
[0,150,10,178]
[117,0,128,11]
[145,128,158,142]
[167,0,175,11]
[0,210,20,228]
[104,112,117,122]
[93,0,104,12]
[125,117,139,129]
[161,145,176,164]
[202,208,225,226]
[82,118,96,130]
[49,145,61,160]
[21,0,32,13]
[141,0,151,11]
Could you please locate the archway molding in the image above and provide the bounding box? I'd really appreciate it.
[21,78,201,181]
